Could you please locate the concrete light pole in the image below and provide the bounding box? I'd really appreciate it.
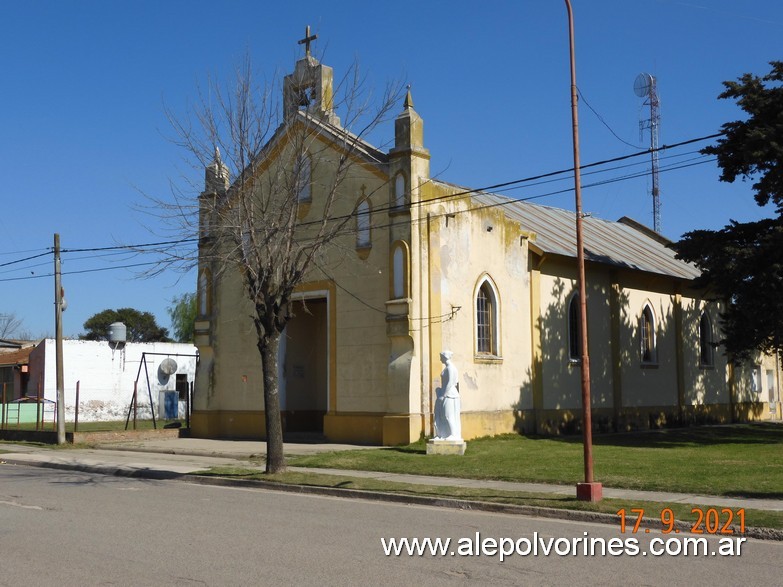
[564,0,602,502]
[54,234,66,445]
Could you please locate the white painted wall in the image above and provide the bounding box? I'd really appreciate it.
[27,340,198,422]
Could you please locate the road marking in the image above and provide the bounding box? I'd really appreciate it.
[0,500,43,510]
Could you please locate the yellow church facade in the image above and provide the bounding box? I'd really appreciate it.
[191,51,780,445]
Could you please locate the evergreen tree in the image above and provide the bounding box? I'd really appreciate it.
[82,308,171,342]
[675,61,783,360]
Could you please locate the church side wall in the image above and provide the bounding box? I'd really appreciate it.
[537,262,614,416]
[679,295,730,408]
[618,285,679,408]
[435,198,533,439]
[531,262,772,434]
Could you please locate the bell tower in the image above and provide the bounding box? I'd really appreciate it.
[283,26,340,126]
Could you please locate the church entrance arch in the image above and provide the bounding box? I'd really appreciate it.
[279,295,329,433]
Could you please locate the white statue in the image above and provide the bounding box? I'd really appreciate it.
[434,350,461,441]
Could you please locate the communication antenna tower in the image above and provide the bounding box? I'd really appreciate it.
[634,73,661,233]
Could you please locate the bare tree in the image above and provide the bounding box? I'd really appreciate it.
[0,313,24,339]
[147,51,401,472]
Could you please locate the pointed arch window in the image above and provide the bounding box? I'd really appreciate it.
[699,311,714,367]
[356,199,371,249]
[394,173,406,208]
[568,293,581,361]
[640,304,656,363]
[295,153,311,202]
[390,241,410,299]
[475,277,500,356]
[198,269,211,317]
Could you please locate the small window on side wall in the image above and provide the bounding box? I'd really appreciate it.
[393,247,404,297]
[198,269,211,317]
[568,293,581,361]
[699,311,714,366]
[390,241,409,299]
[394,173,406,208]
[356,199,371,249]
[295,153,311,202]
[640,304,656,363]
[475,278,499,356]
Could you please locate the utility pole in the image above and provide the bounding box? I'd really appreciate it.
[54,234,66,444]
[565,0,601,502]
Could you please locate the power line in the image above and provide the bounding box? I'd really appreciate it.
[314,260,462,323]
[61,237,198,254]
[0,247,50,257]
[0,250,51,268]
[63,261,163,276]
[2,148,707,277]
[0,131,721,281]
[0,249,147,277]
[292,154,717,245]
[294,131,724,230]
[0,261,163,283]
[577,87,644,150]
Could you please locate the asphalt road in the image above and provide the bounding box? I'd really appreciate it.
[1,464,782,586]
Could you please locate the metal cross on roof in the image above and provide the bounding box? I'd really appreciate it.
[298,25,317,57]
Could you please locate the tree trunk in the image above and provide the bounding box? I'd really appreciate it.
[259,331,286,473]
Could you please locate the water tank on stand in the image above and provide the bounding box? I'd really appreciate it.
[108,322,127,344]
[108,322,127,360]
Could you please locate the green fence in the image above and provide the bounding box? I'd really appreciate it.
[1,401,57,429]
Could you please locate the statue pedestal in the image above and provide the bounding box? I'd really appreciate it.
[426,438,467,455]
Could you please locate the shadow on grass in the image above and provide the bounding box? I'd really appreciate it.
[527,423,783,449]
[384,446,427,455]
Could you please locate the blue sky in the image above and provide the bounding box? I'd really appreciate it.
[1,0,780,338]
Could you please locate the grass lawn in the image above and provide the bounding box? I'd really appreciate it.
[196,468,783,532]
[1,419,184,433]
[289,423,783,499]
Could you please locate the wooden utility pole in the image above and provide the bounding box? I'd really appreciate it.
[54,234,66,445]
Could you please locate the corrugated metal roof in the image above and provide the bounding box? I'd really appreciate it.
[0,346,34,367]
[469,190,700,280]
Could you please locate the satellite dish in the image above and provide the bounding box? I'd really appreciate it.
[634,73,654,98]
[159,358,178,376]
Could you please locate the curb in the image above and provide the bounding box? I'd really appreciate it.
[4,456,782,542]
[1,457,186,480]
[90,444,261,460]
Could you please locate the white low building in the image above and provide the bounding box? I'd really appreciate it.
[27,339,198,422]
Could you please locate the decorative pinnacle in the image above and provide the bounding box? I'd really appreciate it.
[404,85,414,109]
[213,146,222,164]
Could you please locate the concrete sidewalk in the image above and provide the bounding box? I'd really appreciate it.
[2,436,783,514]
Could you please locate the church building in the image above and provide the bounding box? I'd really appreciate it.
[191,39,780,445]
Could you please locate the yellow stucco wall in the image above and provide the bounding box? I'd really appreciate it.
[537,259,614,412]
[429,188,533,424]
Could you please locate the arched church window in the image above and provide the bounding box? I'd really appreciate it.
[295,153,311,202]
[640,304,656,363]
[356,199,371,248]
[475,277,500,356]
[568,293,581,361]
[699,311,714,367]
[394,173,406,208]
[198,269,211,317]
[391,242,409,299]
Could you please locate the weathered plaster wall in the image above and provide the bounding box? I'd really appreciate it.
[435,194,532,436]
